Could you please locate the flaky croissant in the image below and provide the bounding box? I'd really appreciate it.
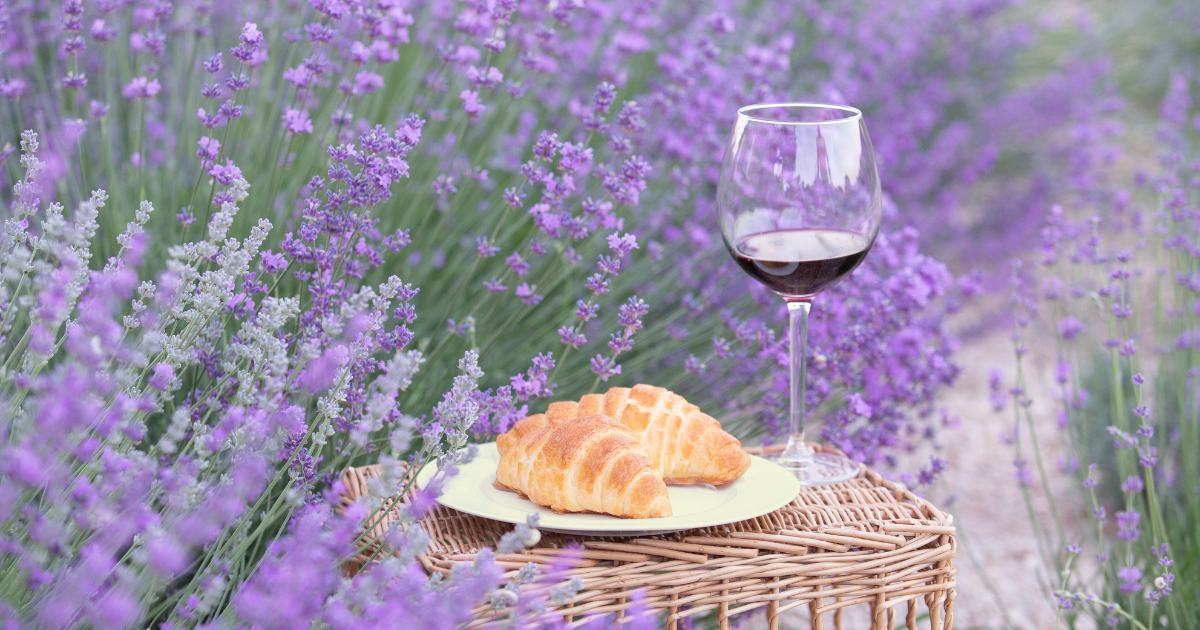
[497,385,751,486]
[495,414,672,519]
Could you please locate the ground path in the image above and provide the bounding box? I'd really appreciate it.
[746,307,1091,629]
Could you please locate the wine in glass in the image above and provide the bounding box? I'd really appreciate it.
[718,103,881,486]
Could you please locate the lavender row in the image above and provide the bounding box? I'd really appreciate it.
[0,0,1130,627]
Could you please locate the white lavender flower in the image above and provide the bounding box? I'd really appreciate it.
[433,350,485,452]
[230,296,299,407]
[156,407,193,455]
[207,177,250,243]
[352,349,424,448]
[114,199,155,252]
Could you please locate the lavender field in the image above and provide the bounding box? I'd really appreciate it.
[0,0,1196,628]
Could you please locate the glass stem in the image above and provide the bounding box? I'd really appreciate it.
[782,299,814,462]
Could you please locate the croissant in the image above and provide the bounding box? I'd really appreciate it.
[498,385,751,486]
[495,414,672,519]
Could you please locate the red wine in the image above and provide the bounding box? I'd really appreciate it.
[730,228,872,297]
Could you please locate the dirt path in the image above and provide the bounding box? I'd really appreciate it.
[743,312,1089,629]
[924,325,1087,629]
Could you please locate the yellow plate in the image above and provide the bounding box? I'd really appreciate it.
[414,442,803,536]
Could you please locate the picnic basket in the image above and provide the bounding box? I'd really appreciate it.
[336,444,956,629]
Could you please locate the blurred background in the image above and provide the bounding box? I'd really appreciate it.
[874,1,1199,627]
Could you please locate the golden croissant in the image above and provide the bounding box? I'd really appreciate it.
[498,385,751,485]
[495,414,672,519]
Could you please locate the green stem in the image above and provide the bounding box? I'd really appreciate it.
[136,99,146,199]
[174,33,202,168]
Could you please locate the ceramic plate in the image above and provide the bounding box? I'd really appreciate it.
[414,442,804,536]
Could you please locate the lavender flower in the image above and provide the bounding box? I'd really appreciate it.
[122,76,161,100]
[1117,566,1142,594]
[590,355,621,381]
[282,108,314,134]
[460,90,484,119]
[515,283,543,306]
[476,236,500,258]
[0,0,1101,625]
[505,253,530,276]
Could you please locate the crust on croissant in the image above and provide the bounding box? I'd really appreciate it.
[497,385,751,486]
[494,400,579,455]
[496,414,672,519]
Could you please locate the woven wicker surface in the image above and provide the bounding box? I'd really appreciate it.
[337,444,956,629]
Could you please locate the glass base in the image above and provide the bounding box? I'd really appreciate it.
[765,451,861,487]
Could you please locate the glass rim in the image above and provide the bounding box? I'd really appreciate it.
[736,102,862,125]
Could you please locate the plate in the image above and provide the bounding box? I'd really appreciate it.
[414,442,803,536]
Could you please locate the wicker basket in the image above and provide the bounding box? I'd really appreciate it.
[336,444,956,629]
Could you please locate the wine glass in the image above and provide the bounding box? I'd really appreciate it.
[717,103,881,486]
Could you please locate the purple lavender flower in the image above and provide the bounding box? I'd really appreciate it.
[197,107,223,128]
[515,283,542,306]
[617,297,648,331]
[1059,316,1084,339]
[89,100,110,119]
[558,326,587,349]
[260,250,287,274]
[503,187,524,209]
[505,253,530,276]
[533,131,561,160]
[204,52,223,74]
[590,355,621,381]
[1138,444,1158,468]
[584,274,610,295]
[1118,566,1142,594]
[476,237,500,258]
[607,333,634,354]
[0,78,27,100]
[349,71,384,95]
[196,137,220,169]
[90,19,116,42]
[231,22,265,64]
[209,159,243,186]
[460,90,484,119]
[607,231,639,256]
[574,300,599,323]
[282,108,314,134]
[149,363,176,390]
[510,354,556,401]
[559,142,593,172]
[1120,475,1145,493]
[1116,509,1141,542]
[596,256,620,275]
[122,76,160,100]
